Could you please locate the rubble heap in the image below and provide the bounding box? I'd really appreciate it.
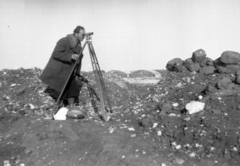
[125,49,240,165]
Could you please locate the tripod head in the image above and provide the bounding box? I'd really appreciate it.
[84,32,94,41]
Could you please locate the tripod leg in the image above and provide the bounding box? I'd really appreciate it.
[87,43,111,121]
[89,43,112,112]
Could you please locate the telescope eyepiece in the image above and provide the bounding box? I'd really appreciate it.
[83,32,94,37]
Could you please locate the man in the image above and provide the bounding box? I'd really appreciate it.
[40,26,86,107]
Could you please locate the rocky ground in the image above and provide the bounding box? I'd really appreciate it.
[1,49,240,166]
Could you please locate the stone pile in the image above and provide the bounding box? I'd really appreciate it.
[123,49,240,165]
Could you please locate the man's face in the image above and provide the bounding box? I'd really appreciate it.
[76,29,85,41]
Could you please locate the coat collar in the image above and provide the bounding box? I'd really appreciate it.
[67,34,79,48]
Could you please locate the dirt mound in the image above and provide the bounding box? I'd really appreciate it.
[1,50,240,166]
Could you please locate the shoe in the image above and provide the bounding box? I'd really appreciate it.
[66,105,85,119]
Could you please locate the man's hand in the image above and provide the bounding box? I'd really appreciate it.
[71,54,79,60]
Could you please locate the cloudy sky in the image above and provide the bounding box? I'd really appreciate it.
[0,0,240,72]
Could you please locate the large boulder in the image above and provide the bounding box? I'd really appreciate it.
[166,58,184,72]
[201,66,215,75]
[217,77,232,90]
[217,66,230,74]
[226,65,240,74]
[192,49,206,63]
[214,58,226,67]
[184,58,200,72]
[220,51,240,64]
[200,57,213,67]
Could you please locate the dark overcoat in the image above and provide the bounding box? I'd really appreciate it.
[39,34,83,92]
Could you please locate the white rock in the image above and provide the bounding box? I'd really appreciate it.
[172,103,179,107]
[175,82,183,87]
[128,127,135,131]
[109,126,115,133]
[29,104,35,109]
[157,130,162,136]
[185,101,205,114]
[174,158,184,164]
[4,160,11,166]
[152,123,158,128]
[172,142,177,146]
[176,145,181,149]
[189,152,196,157]
[53,107,68,120]
[161,163,167,166]
[10,84,16,87]
[233,147,237,151]
[198,95,203,99]
[184,117,191,121]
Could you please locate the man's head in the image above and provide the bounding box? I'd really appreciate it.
[73,26,85,42]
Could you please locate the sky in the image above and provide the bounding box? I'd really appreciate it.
[0,0,240,72]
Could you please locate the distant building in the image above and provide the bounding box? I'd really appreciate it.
[149,70,161,78]
[129,70,155,78]
[108,70,128,78]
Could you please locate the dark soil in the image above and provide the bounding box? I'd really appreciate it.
[0,68,240,166]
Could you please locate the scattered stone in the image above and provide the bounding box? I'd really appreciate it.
[184,117,191,121]
[175,82,183,88]
[176,145,181,149]
[212,109,221,114]
[159,102,173,115]
[173,158,185,165]
[172,103,179,107]
[152,123,158,128]
[237,105,240,110]
[235,75,240,85]
[157,130,162,136]
[139,117,152,128]
[189,152,196,157]
[4,160,11,166]
[204,84,217,94]
[128,127,135,131]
